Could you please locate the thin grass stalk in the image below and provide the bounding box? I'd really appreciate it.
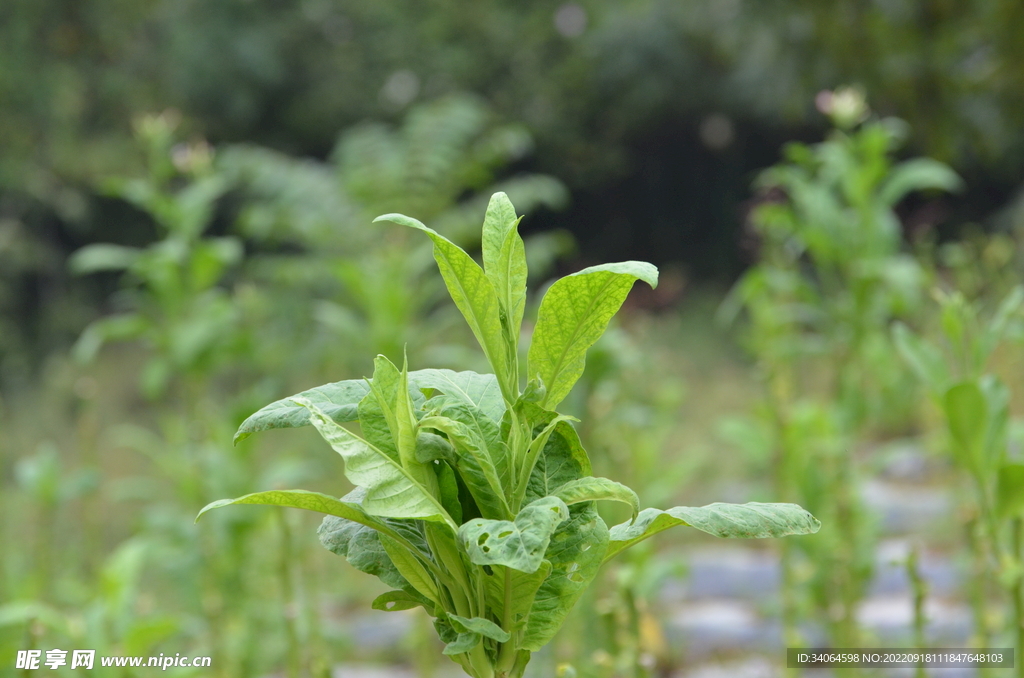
[1012,518,1024,678]
[907,544,928,678]
[277,509,302,678]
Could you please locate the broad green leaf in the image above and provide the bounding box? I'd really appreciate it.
[201,487,434,599]
[68,244,142,274]
[429,398,511,492]
[361,356,403,459]
[604,502,821,561]
[196,488,392,535]
[528,261,658,409]
[522,413,592,506]
[415,432,457,463]
[459,496,569,573]
[371,590,430,612]
[481,192,528,349]
[233,379,370,443]
[484,561,552,632]
[892,322,949,396]
[319,509,427,595]
[448,614,511,642]
[434,617,458,644]
[443,632,481,656]
[420,409,510,520]
[0,601,67,633]
[522,504,609,651]
[296,397,455,529]
[515,414,578,510]
[375,213,513,402]
[380,533,440,604]
[879,158,963,206]
[980,375,1010,473]
[553,477,639,521]
[412,369,506,423]
[984,286,1024,358]
[944,381,987,472]
[998,463,1024,519]
[72,313,149,365]
[436,461,464,525]
[394,359,438,491]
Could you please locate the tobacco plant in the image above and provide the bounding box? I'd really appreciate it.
[895,286,1024,671]
[200,193,820,678]
[720,90,961,655]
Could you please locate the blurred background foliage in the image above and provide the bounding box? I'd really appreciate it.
[5,1,1024,677]
[5,0,1024,283]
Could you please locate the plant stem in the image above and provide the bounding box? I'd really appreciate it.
[966,518,991,651]
[277,510,302,678]
[768,371,802,678]
[1012,518,1024,678]
[907,544,928,678]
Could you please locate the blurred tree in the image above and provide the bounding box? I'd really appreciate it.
[1,0,1023,315]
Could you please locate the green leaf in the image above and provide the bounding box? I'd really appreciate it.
[415,432,456,463]
[380,533,440,604]
[604,502,821,561]
[233,379,370,443]
[481,192,528,351]
[998,463,1024,519]
[318,505,427,595]
[892,322,949,396]
[979,375,1010,472]
[553,477,639,521]
[448,614,511,642]
[196,489,386,533]
[521,411,592,506]
[420,412,511,520]
[484,561,552,632]
[879,158,963,206]
[68,244,142,274]
[72,314,149,364]
[361,356,434,474]
[430,398,511,492]
[442,632,481,656]
[522,505,608,651]
[981,286,1024,366]
[296,397,456,529]
[515,415,578,509]
[459,496,569,573]
[203,487,434,600]
[436,461,464,525]
[434,617,459,643]
[944,381,987,472]
[395,358,436,491]
[375,213,513,402]
[412,369,506,423]
[371,590,430,612]
[528,261,658,409]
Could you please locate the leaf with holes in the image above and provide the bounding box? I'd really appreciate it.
[459,496,569,573]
